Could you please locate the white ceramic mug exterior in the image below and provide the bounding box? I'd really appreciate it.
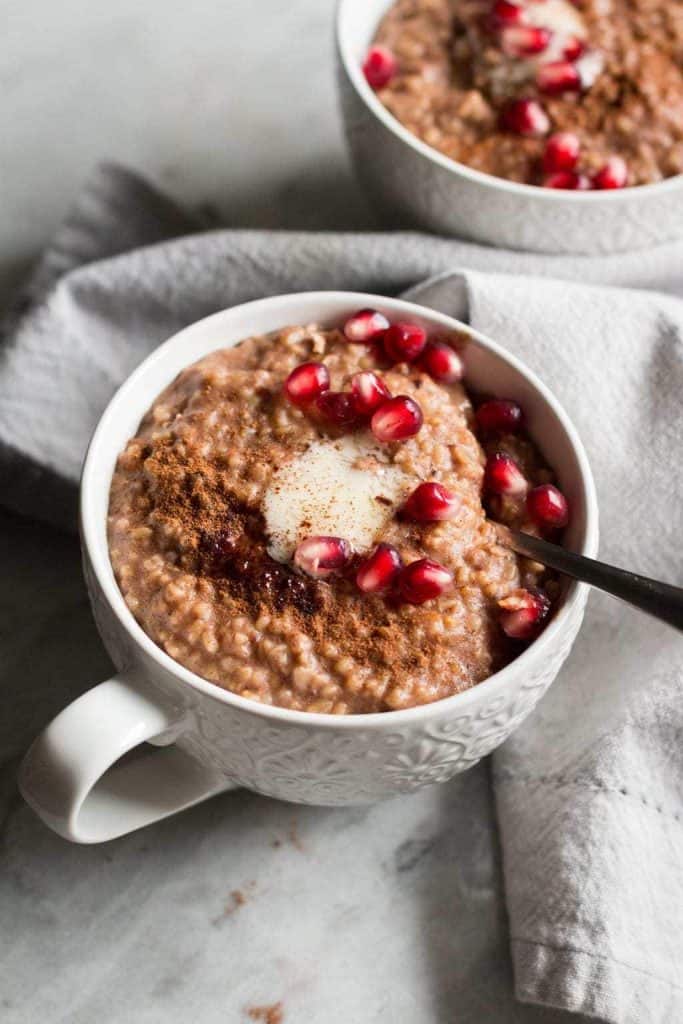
[336,0,683,255]
[19,292,598,843]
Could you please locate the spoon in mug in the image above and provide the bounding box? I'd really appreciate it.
[496,526,683,632]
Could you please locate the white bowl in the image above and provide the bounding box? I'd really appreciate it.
[336,0,683,254]
[19,292,598,843]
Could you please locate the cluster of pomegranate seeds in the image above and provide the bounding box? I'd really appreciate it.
[362,45,397,90]
[294,536,350,579]
[541,133,627,190]
[499,588,551,640]
[284,361,330,406]
[402,482,460,522]
[483,0,629,190]
[399,559,454,605]
[280,312,570,634]
[485,451,528,497]
[476,399,524,434]
[527,483,570,529]
[356,543,402,594]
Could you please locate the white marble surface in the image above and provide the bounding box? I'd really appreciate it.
[0,2,588,1021]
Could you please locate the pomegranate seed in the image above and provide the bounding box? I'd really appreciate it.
[543,132,580,173]
[316,391,362,428]
[543,170,591,190]
[402,482,461,522]
[527,483,569,528]
[350,371,392,417]
[363,46,397,89]
[382,322,427,363]
[371,396,423,443]
[500,98,550,137]
[356,543,403,594]
[294,536,351,579]
[343,308,390,344]
[484,452,528,497]
[399,558,454,605]
[562,35,584,60]
[536,60,581,94]
[284,362,330,406]
[418,340,464,384]
[490,0,528,26]
[476,399,524,434]
[499,588,550,640]
[501,25,552,57]
[592,155,628,190]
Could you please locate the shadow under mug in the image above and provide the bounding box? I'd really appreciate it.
[19,292,599,843]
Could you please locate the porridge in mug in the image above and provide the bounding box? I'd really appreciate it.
[364,0,683,189]
[108,310,569,714]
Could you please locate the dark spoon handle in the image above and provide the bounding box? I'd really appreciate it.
[507,530,683,632]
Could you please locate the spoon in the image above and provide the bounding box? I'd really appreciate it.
[496,526,683,632]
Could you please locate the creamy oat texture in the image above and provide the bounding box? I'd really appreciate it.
[373,0,683,185]
[108,324,553,714]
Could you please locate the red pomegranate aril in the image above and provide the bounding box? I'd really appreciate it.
[284,362,330,406]
[476,399,524,434]
[499,588,550,639]
[500,98,550,137]
[543,131,580,173]
[402,482,461,522]
[485,452,528,497]
[418,340,464,384]
[343,308,390,344]
[399,558,454,605]
[562,35,584,60]
[371,396,423,443]
[316,391,362,428]
[592,156,628,190]
[527,483,570,528]
[350,371,392,417]
[363,46,397,89]
[536,60,581,94]
[543,170,591,190]
[501,25,552,57]
[382,322,427,363]
[490,0,528,26]
[294,536,351,579]
[356,543,403,594]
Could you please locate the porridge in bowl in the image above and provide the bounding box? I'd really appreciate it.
[108,310,569,714]
[364,0,683,189]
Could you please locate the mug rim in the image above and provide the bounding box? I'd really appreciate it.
[81,290,599,730]
[335,0,683,203]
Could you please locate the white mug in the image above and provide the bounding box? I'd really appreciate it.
[19,292,599,843]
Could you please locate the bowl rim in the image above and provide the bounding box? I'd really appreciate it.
[82,290,599,731]
[335,0,683,202]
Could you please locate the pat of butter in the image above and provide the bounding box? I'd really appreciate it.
[263,437,409,563]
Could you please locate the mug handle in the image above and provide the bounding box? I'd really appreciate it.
[18,671,233,844]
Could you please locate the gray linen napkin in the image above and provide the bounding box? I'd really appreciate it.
[2,163,682,1023]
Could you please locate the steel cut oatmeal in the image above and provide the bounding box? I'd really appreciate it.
[108,311,567,714]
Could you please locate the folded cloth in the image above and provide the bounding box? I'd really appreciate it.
[2,163,682,1023]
